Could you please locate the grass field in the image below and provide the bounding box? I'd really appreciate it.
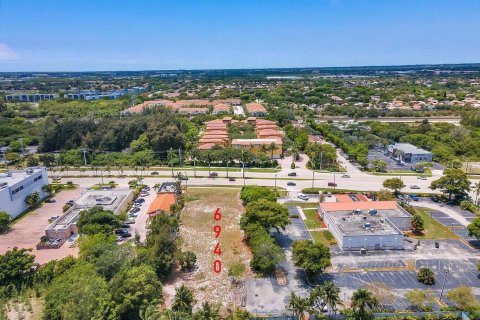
[169,187,250,311]
[310,230,337,246]
[303,208,322,229]
[409,208,459,240]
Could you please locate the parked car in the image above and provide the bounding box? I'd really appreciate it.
[287,172,297,177]
[130,207,140,213]
[129,212,138,218]
[125,218,135,224]
[135,198,145,203]
[297,193,309,201]
[409,194,420,201]
[397,195,405,200]
[209,172,218,177]
[52,176,61,181]
[229,177,236,181]
[341,174,350,178]
[178,176,189,180]
[417,176,427,180]
[45,199,56,203]
[49,216,60,222]
[410,185,420,189]
[115,235,123,242]
[328,182,337,187]
[121,232,132,238]
[287,182,296,186]
[151,171,159,175]
[102,186,112,190]
[431,196,439,202]
[67,200,75,206]
[140,192,149,197]
[120,224,131,229]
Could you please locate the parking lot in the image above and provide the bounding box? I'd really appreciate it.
[367,150,409,171]
[245,207,312,316]
[0,188,84,264]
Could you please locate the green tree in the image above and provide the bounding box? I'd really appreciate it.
[240,185,277,205]
[193,302,221,320]
[375,189,395,201]
[405,289,434,311]
[371,159,387,172]
[43,263,112,320]
[24,191,41,208]
[241,199,290,231]
[288,291,310,320]
[178,251,197,271]
[139,305,161,320]
[0,247,37,288]
[430,168,470,201]
[0,211,10,233]
[350,289,379,320]
[79,234,135,280]
[417,268,435,285]
[226,308,255,320]
[26,155,39,167]
[172,285,194,315]
[382,178,405,194]
[291,240,331,278]
[446,286,480,311]
[411,214,425,234]
[109,264,163,320]
[310,281,341,314]
[467,217,480,240]
[76,207,122,235]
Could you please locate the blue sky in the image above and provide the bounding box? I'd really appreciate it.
[0,0,479,71]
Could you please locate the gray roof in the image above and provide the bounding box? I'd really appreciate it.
[390,143,431,154]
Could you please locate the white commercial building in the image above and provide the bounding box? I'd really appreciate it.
[45,189,133,241]
[318,200,412,251]
[0,167,49,219]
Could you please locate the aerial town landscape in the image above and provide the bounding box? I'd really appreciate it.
[0,1,480,320]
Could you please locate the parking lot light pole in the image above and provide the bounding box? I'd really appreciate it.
[274,173,277,190]
[439,269,449,301]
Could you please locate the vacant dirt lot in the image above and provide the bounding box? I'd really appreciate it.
[164,187,251,312]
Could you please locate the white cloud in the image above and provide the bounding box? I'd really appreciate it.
[0,43,19,61]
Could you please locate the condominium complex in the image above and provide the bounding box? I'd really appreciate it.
[5,93,59,102]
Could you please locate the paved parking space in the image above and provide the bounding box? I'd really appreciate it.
[246,208,313,316]
[430,210,464,228]
[367,150,410,171]
[0,188,84,264]
[130,186,157,242]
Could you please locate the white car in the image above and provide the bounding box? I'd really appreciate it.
[297,193,309,201]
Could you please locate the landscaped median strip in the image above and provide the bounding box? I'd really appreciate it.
[326,260,416,273]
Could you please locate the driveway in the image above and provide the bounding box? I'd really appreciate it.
[0,188,84,264]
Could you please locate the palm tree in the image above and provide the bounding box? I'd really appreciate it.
[260,144,269,156]
[270,142,278,160]
[190,148,199,178]
[351,289,379,318]
[171,285,194,315]
[194,302,220,320]
[223,148,235,178]
[25,191,40,208]
[167,148,177,177]
[205,151,214,176]
[474,182,480,205]
[288,292,310,320]
[139,305,161,320]
[322,281,341,313]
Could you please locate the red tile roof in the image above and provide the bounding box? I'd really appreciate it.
[320,201,398,212]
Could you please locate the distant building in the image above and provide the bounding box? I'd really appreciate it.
[318,197,412,251]
[0,168,49,219]
[5,93,58,102]
[147,182,180,216]
[178,107,209,115]
[245,102,268,116]
[212,103,231,115]
[45,189,133,241]
[387,143,433,164]
[64,87,146,101]
[231,138,282,159]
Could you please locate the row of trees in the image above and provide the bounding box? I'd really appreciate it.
[239,186,289,274]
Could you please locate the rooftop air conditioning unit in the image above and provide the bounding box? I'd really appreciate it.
[364,222,371,229]
[0,182,8,189]
[354,209,361,214]
[26,169,33,175]
[369,209,377,215]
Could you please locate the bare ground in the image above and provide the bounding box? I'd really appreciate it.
[163,187,251,313]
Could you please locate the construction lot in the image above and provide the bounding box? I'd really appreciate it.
[164,187,251,311]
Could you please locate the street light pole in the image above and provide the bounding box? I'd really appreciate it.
[439,269,449,301]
